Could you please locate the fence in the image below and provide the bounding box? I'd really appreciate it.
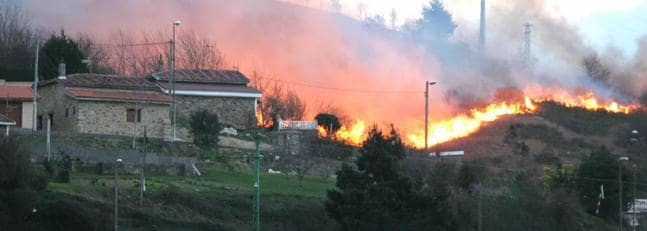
[277,119,317,131]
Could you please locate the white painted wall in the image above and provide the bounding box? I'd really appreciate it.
[21,101,33,129]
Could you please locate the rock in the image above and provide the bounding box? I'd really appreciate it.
[220,127,238,136]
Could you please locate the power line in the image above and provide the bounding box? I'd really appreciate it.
[92,41,170,49]
[254,75,422,94]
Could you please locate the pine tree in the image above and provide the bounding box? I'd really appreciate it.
[325,126,446,230]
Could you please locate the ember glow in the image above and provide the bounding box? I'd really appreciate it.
[548,92,636,114]
[315,92,639,149]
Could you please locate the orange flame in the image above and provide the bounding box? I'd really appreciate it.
[256,110,265,127]
[317,118,366,146]
[407,97,538,148]
[315,90,639,149]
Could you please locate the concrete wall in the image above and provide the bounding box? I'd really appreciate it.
[77,101,170,138]
[176,95,256,129]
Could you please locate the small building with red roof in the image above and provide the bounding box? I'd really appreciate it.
[0,80,37,129]
[150,69,261,129]
[37,73,171,138]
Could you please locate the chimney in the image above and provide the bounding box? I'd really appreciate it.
[479,0,486,53]
[57,61,66,80]
[157,54,164,72]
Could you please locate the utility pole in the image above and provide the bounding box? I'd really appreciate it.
[114,158,123,231]
[171,20,181,142]
[33,37,39,132]
[523,22,533,70]
[479,0,486,53]
[618,156,629,231]
[424,81,437,153]
[620,162,623,231]
[478,184,482,231]
[140,126,147,208]
[251,135,263,231]
[633,164,637,231]
[46,118,51,161]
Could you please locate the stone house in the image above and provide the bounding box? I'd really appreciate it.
[0,80,37,129]
[150,69,261,129]
[37,73,171,138]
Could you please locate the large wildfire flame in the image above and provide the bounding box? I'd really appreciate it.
[314,92,639,148]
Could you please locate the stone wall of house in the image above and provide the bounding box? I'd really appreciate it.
[176,95,256,129]
[77,101,170,138]
[38,82,79,132]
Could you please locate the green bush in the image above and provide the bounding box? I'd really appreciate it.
[315,113,341,136]
[189,110,223,149]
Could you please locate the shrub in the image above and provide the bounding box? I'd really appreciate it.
[315,113,341,137]
[189,110,222,149]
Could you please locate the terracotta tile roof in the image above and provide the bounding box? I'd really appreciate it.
[65,87,170,103]
[0,86,35,101]
[152,69,250,84]
[63,74,160,91]
[158,82,261,94]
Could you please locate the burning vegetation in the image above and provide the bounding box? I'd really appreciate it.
[313,90,639,149]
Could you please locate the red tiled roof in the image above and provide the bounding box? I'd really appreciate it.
[0,86,35,101]
[152,69,250,84]
[65,87,170,103]
[158,82,261,94]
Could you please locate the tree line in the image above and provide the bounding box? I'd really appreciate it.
[0,1,226,81]
[325,124,643,230]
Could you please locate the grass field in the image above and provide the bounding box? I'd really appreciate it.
[42,168,337,230]
[52,168,335,198]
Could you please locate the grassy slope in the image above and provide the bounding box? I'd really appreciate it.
[44,169,336,230]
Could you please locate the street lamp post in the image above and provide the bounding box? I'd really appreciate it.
[633,164,637,231]
[114,158,123,231]
[424,81,437,153]
[630,130,639,231]
[171,20,181,142]
[619,155,629,231]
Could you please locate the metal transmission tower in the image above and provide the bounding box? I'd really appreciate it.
[523,22,533,70]
[479,0,486,53]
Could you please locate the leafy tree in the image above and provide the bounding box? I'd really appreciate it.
[541,164,575,190]
[575,147,631,220]
[190,110,222,149]
[0,2,37,81]
[315,113,341,137]
[325,126,441,230]
[410,0,456,40]
[40,30,88,80]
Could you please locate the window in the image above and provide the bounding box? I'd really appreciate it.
[37,115,43,129]
[65,108,69,118]
[48,113,54,128]
[73,106,76,115]
[126,109,142,122]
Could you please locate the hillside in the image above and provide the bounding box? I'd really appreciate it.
[432,101,646,160]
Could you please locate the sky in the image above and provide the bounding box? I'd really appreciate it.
[284,0,647,56]
[12,0,647,143]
